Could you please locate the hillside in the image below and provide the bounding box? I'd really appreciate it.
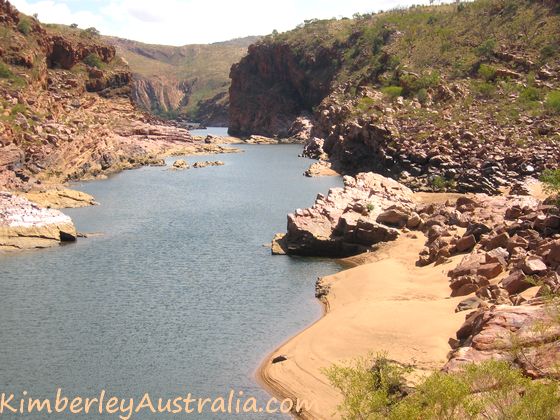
[229,0,560,193]
[106,36,259,125]
[0,0,228,192]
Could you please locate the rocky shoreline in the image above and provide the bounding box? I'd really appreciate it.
[0,192,77,250]
[263,172,559,418]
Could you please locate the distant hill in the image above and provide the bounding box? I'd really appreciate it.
[107,36,260,125]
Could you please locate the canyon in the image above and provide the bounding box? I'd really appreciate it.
[0,0,559,417]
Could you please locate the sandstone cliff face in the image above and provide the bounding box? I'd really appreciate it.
[108,36,258,125]
[229,42,338,137]
[131,76,193,115]
[0,1,231,192]
[228,2,560,193]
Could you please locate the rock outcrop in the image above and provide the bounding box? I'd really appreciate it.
[228,2,560,193]
[0,3,237,192]
[192,160,225,168]
[283,172,415,257]
[229,42,338,137]
[445,302,560,379]
[0,192,77,250]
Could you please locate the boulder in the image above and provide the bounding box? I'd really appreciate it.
[521,256,548,275]
[501,270,532,294]
[172,159,190,170]
[455,234,476,252]
[282,173,415,257]
[445,304,560,379]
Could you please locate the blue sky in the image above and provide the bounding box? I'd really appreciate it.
[11,0,441,45]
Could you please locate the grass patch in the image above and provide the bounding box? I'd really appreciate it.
[17,17,32,35]
[381,86,403,100]
[541,168,560,195]
[0,61,13,78]
[545,91,560,114]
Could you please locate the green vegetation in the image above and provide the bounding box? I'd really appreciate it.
[430,175,455,191]
[326,356,560,420]
[477,64,497,82]
[17,17,32,35]
[357,97,375,113]
[0,61,13,78]
[475,38,496,59]
[81,27,100,38]
[83,53,103,69]
[546,91,560,114]
[541,169,560,195]
[381,86,403,100]
[10,103,27,116]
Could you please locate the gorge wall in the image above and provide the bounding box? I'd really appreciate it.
[108,36,259,125]
[229,42,338,137]
[0,1,225,192]
[228,1,560,193]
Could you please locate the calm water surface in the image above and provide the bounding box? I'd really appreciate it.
[0,144,343,419]
[190,127,229,137]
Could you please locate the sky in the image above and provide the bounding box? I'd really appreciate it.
[11,0,441,46]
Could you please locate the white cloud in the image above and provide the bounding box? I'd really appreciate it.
[11,0,104,29]
[10,0,445,46]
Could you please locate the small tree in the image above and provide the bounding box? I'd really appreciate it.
[82,27,100,38]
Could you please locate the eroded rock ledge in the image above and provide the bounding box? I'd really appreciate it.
[0,192,77,250]
[280,172,416,257]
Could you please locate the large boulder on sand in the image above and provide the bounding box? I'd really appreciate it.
[282,173,416,257]
[0,192,77,250]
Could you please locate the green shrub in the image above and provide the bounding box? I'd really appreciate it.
[475,38,496,58]
[17,18,32,35]
[430,175,449,191]
[10,103,27,116]
[519,86,541,106]
[83,53,103,69]
[0,61,12,78]
[545,91,560,114]
[81,27,100,38]
[357,96,375,113]
[327,357,560,420]
[540,44,558,61]
[478,64,497,81]
[472,80,496,98]
[381,86,403,100]
[540,169,560,194]
[324,353,411,419]
[400,72,440,96]
[416,88,429,104]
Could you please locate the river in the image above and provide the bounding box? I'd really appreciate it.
[0,142,342,419]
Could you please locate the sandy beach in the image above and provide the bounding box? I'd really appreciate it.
[258,196,467,419]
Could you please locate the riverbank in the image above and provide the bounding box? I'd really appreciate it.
[257,193,473,419]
